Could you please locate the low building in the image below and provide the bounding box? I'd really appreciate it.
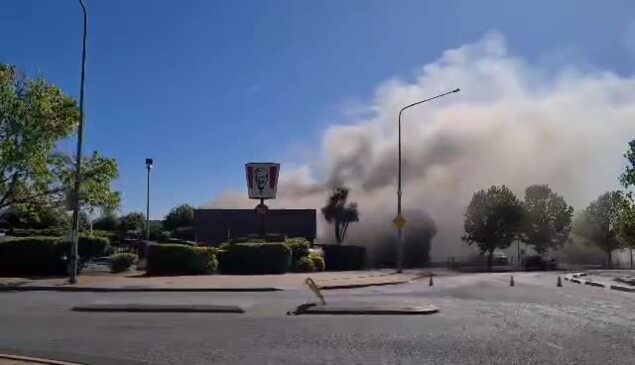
[193,208,316,245]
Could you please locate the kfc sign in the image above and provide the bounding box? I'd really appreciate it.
[245,163,280,199]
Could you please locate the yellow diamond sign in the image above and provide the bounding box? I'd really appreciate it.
[392,214,407,229]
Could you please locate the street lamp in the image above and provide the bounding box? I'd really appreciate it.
[69,0,88,284]
[395,88,460,273]
[145,158,153,240]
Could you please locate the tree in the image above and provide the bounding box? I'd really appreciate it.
[618,196,635,269]
[93,212,119,231]
[573,191,625,268]
[0,64,120,213]
[620,139,635,193]
[520,185,573,254]
[462,185,523,269]
[119,212,145,232]
[163,204,194,231]
[321,187,359,244]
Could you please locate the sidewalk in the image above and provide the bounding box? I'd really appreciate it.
[0,270,428,292]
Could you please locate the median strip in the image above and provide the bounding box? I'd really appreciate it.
[290,302,438,315]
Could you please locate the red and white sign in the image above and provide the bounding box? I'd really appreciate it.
[245,162,280,199]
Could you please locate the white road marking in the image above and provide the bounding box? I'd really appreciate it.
[546,342,563,350]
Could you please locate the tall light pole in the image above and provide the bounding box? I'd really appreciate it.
[69,0,88,284]
[145,158,153,240]
[395,88,460,273]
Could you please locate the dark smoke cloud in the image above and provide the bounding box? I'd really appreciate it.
[206,32,635,261]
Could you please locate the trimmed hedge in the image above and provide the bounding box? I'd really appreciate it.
[310,254,325,272]
[7,228,67,238]
[109,253,136,273]
[78,235,110,260]
[228,233,288,244]
[323,244,366,271]
[146,244,216,275]
[217,242,291,275]
[0,236,70,276]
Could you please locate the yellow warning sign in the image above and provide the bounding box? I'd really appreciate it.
[392,214,407,229]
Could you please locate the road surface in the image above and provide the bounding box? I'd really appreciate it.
[1,271,633,364]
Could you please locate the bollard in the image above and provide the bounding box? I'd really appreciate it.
[429,275,434,286]
[510,275,515,287]
[557,276,562,287]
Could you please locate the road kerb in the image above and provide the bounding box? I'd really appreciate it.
[0,286,281,293]
[72,304,244,313]
[584,281,605,288]
[0,353,82,365]
[609,285,635,293]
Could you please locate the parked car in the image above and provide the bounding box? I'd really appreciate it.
[524,255,557,271]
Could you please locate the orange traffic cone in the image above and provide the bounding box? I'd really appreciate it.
[557,276,562,287]
[510,275,515,287]
[429,275,434,286]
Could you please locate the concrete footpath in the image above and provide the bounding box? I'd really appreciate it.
[0,270,429,292]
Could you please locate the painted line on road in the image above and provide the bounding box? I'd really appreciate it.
[545,343,563,351]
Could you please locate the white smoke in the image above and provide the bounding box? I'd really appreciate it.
[207,32,635,260]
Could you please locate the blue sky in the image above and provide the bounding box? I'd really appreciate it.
[1,0,634,218]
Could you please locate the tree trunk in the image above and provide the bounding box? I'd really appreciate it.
[630,248,633,270]
[487,250,494,270]
[607,250,612,269]
[334,221,341,244]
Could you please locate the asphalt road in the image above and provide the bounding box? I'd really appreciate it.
[1,271,634,365]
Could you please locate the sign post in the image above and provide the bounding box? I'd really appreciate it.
[245,162,280,238]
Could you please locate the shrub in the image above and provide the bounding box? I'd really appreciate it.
[285,237,311,261]
[294,256,315,272]
[310,254,325,272]
[146,244,216,275]
[0,236,70,276]
[109,253,136,273]
[217,242,291,275]
[173,226,195,241]
[323,244,366,271]
[149,229,171,242]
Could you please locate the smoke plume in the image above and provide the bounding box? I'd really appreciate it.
[207,32,635,260]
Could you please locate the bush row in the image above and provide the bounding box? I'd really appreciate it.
[0,235,113,276]
[217,242,290,274]
[146,244,217,275]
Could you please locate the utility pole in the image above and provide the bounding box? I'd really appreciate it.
[145,158,153,240]
[69,0,88,284]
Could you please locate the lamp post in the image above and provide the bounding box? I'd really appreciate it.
[145,158,153,240]
[396,88,460,273]
[69,0,88,284]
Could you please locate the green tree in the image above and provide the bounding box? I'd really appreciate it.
[321,187,359,244]
[520,185,573,254]
[119,212,145,232]
[618,197,635,269]
[0,64,120,213]
[162,204,194,231]
[93,212,119,231]
[620,139,635,193]
[462,185,523,269]
[573,191,625,269]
